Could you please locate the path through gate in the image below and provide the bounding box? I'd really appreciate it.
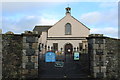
[38,51,90,79]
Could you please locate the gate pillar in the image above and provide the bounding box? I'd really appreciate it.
[87,34,107,78]
[22,31,39,78]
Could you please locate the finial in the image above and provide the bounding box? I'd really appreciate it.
[68,4,69,7]
[65,6,71,15]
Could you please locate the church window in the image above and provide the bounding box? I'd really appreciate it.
[65,23,71,35]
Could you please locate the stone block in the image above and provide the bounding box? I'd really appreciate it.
[35,37,38,43]
[22,50,26,56]
[100,44,105,49]
[103,50,107,55]
[96,50,104,55]
[96,72,104,78]
[93,44,98,49]
[30,69,38,76]
[95,55,100,61]
[91,61,104,67]
[22,63,26,68]
[0,43,2,50]
[92,54,99,61]
[26,49,35,56]
[101,66,106,72]
[22,56,28,63]
[90,50,96,57]
[32,43,38,49]
[22,69,28,75]
[101,55,106,61]
[93,72,97,78]
[91,61,96,66]
[91,39,95,44]
[26,62,34,69]
[31,56,38,63]
[103,39,106,44]
[26,36,35,43]
[35,50,39,56]
[93,67,99,73]
[33,31,38,34]
[29,43,33,49]
[95,39,104,44]
[96,61,104,66]
[23,43,29,49]
[23,37,26,43]
[34,63,38,69]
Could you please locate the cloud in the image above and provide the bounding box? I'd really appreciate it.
[38,14,59,25]
[90,27,118,38]
[79,3,118,38]
[39,17,58,25]
[80,12,102,25]
[80,8,117,26]
[2,2,65,16]
[2,16,40,33]
[2,14,58,34]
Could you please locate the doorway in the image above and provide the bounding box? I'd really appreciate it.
[64,43,73,54]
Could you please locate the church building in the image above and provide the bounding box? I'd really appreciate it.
[33,7,90,54]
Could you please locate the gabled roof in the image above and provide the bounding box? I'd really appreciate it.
[33,14,90,35]
[33,25,52,35]
[50,15,90,30]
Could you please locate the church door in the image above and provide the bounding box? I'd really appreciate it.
[64,43,73,54]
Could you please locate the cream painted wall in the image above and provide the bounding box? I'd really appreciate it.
[39,31,47,44]
[38,13,90,53]
[47,39,87,51]
[48,13,90,37]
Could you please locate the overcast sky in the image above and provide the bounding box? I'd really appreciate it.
[1,1,119,38]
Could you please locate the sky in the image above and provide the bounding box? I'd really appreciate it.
[1,1,119,38]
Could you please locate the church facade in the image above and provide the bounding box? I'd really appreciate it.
[2,7,120,79]
[33,7,90,54]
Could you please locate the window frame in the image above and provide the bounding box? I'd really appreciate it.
[65,23,72,35]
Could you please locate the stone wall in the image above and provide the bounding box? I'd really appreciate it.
[2,32,119,80]
[105,38,119,79]
[22,31,39,78]
[2,34,23,79]
[87,34,107,78]
[87,34,120,80]
[0,30,2,80]
[2,31,39,79]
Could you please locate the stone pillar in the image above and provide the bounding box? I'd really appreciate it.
[87,34,107,78]
[0,30,2,80]
[22,31,39,78]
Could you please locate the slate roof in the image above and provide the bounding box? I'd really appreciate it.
[33,25,52,35]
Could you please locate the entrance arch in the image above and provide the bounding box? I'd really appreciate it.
[64,43,73,54]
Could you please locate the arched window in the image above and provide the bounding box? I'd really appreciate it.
[65,23,71,35]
